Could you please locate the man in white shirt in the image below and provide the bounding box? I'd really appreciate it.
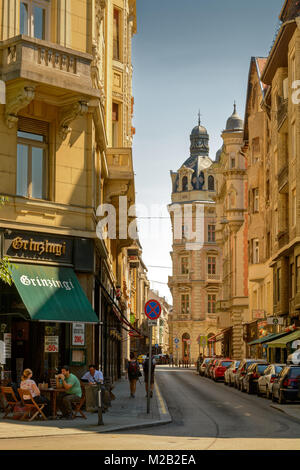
[81,364,104,385]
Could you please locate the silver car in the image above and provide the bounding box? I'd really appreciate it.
[257,363,285,398]
[224,360,241,386]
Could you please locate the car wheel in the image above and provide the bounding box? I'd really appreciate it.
[272,391,277,402]
[278,391,286,405]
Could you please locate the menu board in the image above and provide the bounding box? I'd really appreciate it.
[44,336,59,353]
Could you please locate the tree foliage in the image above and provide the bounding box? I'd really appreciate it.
[0,195,13,285]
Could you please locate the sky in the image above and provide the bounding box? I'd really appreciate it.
[131,0,284,304]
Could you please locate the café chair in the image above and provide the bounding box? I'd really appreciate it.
[72,385,87,419]
[18,388,47,422]
[1,386,20,419]
[50,378,57,389]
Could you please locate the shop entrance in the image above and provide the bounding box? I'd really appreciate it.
[182,333,191,361]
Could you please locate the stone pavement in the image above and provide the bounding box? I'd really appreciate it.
[0,378,171,440]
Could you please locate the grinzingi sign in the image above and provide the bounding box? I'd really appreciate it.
[4,230,73,263]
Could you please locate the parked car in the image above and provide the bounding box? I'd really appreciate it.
[242,362,269,394]
[199,358,213,376]
[235,359,266,391]
[137,354,146,364]
[213,359,233,382]
[208,358,219,379]
[204,358,215,378]
[272,365,300,404]
[224,360,241,386]
[257,364,285,398]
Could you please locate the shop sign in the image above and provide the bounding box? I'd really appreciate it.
[72,323,85,346]
[267,317,284,326]
[44,336,59,353]
[0,341,5,364]
[253,310,266,319]
[4,230,73,264]
[4,333,11,359]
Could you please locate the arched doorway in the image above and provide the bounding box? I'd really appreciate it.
[182,333,190,360]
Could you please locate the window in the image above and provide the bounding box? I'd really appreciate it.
[208,294,216,314]
[292,189,297,227]
[20,1,50,40]
[181,257,189,275]
[208,175,215,191]
[290,263,295,299]
[112,102,119,147]
[208,225,216,242]
[266,177,270,203]
[17,119,48,199]
[253,188,259,213]
[208,257,216,275]
[266,232,271,260]
[113,8,121,60]
[297,256,300,293]
[252,239,259,264]
[181,294,190,315]
[182,176,188,192]
[277,268,281,302]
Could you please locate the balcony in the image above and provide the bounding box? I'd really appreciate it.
[217,312,232,329]
[205,273,221,286]
[0,35,100,102]
[216,300,229,311]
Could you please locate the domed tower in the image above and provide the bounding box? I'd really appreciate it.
[168,114,222,362]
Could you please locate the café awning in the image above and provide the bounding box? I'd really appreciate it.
[248,331,290,346]
[266,329,300,349]
[10,263,99,324]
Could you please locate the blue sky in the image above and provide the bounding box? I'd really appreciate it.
[131,0,283,303]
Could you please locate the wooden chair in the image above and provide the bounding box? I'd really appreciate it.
[18,388,47,422]
[50,378,57,389]
[0,386,20,419]
[71,384,87,419]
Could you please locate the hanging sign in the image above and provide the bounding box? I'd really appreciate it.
[72,323,85,346]
[44,336,59,353]
[4,333,11,359]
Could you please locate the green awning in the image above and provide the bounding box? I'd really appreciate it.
[248,331,290,346]
[10,263,99,323]
[266,329,300,349]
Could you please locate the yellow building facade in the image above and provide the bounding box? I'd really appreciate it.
[0,0,146,384]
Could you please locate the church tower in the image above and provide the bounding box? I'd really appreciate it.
[168,115,222,362]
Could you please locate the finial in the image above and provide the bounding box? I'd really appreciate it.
[198,109,201,126]
[233,101,237,113]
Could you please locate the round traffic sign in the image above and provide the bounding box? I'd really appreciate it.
[174,338,179,344]
[145,299,162,320]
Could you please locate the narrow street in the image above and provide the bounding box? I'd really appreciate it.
[1,366,300,450]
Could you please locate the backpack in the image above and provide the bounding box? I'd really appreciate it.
[128,360,140,378]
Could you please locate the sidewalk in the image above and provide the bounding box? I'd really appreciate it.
[0,378,171,440]
[271,403,300,422]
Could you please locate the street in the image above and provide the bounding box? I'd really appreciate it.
[1,366,300,450]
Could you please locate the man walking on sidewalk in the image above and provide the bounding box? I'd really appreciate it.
[143,353,156,398]
[126,352,141,398]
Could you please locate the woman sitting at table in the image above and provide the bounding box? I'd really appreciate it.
[20,369,51,417]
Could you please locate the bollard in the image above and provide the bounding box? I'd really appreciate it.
[97,383,104,425]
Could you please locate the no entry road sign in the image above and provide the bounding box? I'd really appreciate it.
[145,299,162,320]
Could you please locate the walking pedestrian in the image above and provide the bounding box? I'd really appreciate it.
[143,353,156,398]
[126,352,141,398]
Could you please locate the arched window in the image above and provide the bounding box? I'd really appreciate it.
[208,175,215,191]
[182,176,188,192]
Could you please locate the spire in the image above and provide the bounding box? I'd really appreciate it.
[198,109,201,126]
[233,101,237,114]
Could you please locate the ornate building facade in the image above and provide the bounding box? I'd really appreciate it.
[0,0,148,384]
[214,105,249,359]
[168,118,222,362]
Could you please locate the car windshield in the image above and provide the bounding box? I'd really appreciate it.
[221,361,232,367]
[235,361,241,367]
[275,366,283,374]
[245,362,255,370]
[257,365,268,373]
[289,368,300,378]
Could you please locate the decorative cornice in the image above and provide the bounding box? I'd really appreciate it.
[6,85,36,128]
[59,101,89,140]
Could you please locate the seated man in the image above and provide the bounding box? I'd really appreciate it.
[56,365,82,419]
[81,364,104,385]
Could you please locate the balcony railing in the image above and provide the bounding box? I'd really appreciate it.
[277,98,288,129]
[277,165,288,193]
[0,35,99,99]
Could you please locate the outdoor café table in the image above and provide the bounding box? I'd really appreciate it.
[39,388,65,419]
